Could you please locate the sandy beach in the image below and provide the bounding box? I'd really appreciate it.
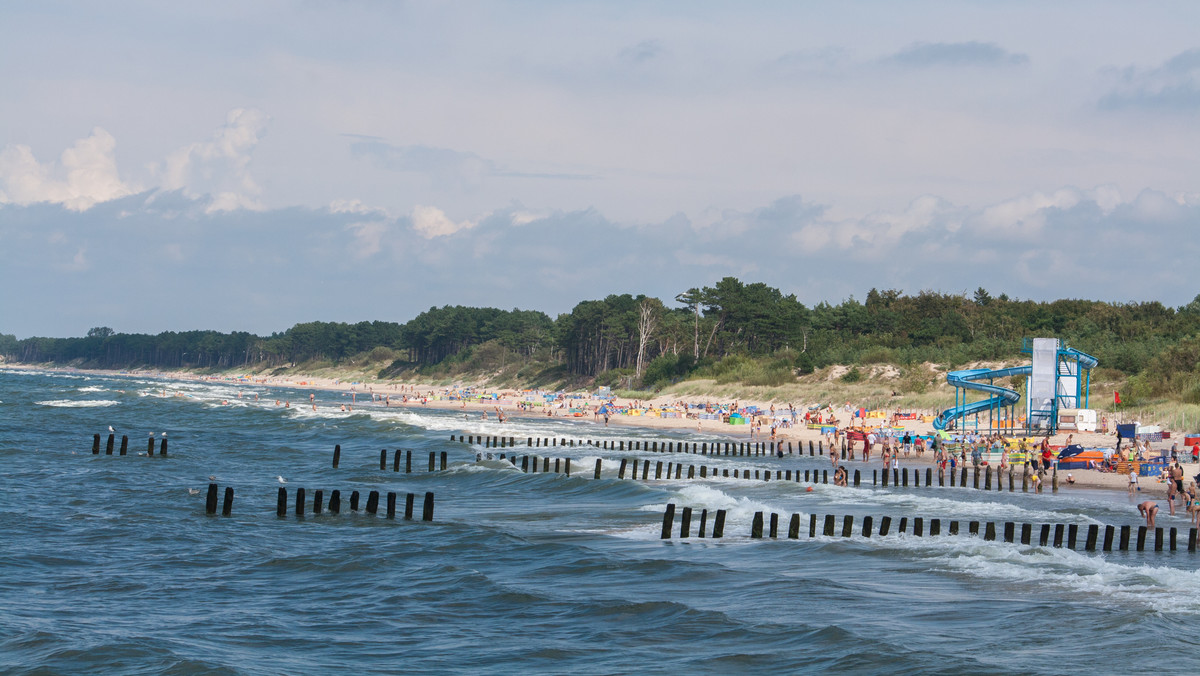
[10,362,1197,497]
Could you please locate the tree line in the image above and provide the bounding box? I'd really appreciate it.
[3,279,1200,401]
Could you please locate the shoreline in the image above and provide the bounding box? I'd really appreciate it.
[7,362,1199,498]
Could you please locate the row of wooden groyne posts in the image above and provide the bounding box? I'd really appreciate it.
[659,503,1200,554]
[198,482,436,521]
[91,433,168,456]
[458,435,1065,493]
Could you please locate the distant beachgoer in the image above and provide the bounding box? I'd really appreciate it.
[1137,501,1158,529]
[1129,469,1139,494]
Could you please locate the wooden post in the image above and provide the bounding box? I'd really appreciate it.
[679,507,693,538]
[660,504,676,539]
[913,517,923,536]
[404,493,415,520]
[788,513,800,538]
[1119,525,1130,551]
[119,435,128,455]
[749,511,764,538]
[1154,527,1163,552]
[441,451,447,471]
[700,466,707,478]
[405,450,411,473]
[350,490,360,512]
[222,486,233,516]
[641,459,650,480]
[428,452,435,472]
[1170,527,1177,551]
[901,468,906,486]
[1004,522,1015,543]
[1038,524,1050,546]
[313,490,323,514]
[1189,528,1198,552]
[879,516,892,536]
[1021,523,1031,544]
[842,515,853,537]
[961,466,967,487]
[930,518,941,536]
[390,449,400,472]
[950,520,960,536]
[984,466,991,490]
[713,509,726,538]
[854,469,860,486]
[276,487,287,517]
[366,490,379,515]
[330,490,341,514]
[421,492,434,521]
[331,444,340,468]
[688,465,696,479]
[1068,524,1079,549]
[898,517,908,533]
[1084,525,1098,551]
[105,433,114,455]
[1053,524,1064,548]
[863,515,874,537]
[823,514,835,536]
[882,468,888,487]
[655,461,663,480]
[379,449,387,470]
[618,458,627,479]
[386,492,397,519]
[205,483,218,514]
[809,514,818,537]
[769,512,779,538]
[92,433,101,454]
[699,509,708,537]
[147,435,155,456]
[566,458,572,477]
[295,487,306,517]
[823,470,828,484]
[969,521,980,536]
[973,467,979,489]
[1136,526,1147,551]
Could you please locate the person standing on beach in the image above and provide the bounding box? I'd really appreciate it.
[1129,468,1139,495]
[1167,477,1178,515]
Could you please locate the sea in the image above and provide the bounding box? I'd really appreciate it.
[2,367,1199,675]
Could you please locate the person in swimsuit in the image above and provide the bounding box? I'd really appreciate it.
[1137,501,1159,529]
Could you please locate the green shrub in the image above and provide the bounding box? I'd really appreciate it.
[841,366,862,383]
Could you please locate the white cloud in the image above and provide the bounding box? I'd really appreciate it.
[162,108,270,212]
[0,128,133,210]
[411,205,475,238]
[346,220,388,258]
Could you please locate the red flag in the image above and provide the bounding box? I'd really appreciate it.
[1114,391,1122,405]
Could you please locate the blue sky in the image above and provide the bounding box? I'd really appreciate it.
[2,1,1199,337]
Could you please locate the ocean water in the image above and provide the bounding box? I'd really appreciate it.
[2,368,1199,674]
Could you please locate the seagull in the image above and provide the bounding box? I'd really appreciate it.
[161,432,167,438]
[108,425,115,433]
[208,475,216,481]
[188,488,201,495]
[277,476,287,484]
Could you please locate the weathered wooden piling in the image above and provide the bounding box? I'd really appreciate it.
[898,517,908,533]
[222,486,233,516]
[823,514,835,536]
[984,522,996,541]
[1068,524,1079,549]
[1170,527,1178,551]
[1189,528,1198,552]
[1021,523,1031,544]
[295,487,306,517]
[1154,527,1163,552]
[277,487,287,517]
[350,490,360,511]
[842,515,854,537]
[330,489,341,514]
[106,433,114,455]
[879,516,892,536]
[1004,522,1015,543]
[751,512,764,538]
[205,483,218,514]
[809,514,818,537]
[1085,524,1098,551]
[930,518,941,536]
[1136,526,1147,551]
[950,520,960,536]
[770,512,780,537]
[1039,524,1050,546]
[92,433,101,454]
[441,451,448,471]
[422,492,434,521]
[788,513,801,538]
[332,444,341,468]
[386,492,397,519]
[699,509,708,537]
[118,435,128,455]
[405,450,412,473]
[428,452,436,472]
[379,449,387,470]
[914,517,923,536]
[655,461,663,480]
[1119,525,1130,550]
[147,435,155,456]
[681,507,693,538]
[863,515,874,537]
[405,492,415,520]
[313,490,324,514]
[1103,524,1114,551]
[969,521,980,536]
[1053,524,1064,548]
[713,509,726,538]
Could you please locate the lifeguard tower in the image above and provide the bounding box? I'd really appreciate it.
[933,338,1097,435]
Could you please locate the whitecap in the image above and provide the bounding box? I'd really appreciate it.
[35,399,120,408]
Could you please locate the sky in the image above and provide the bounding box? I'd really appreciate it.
[2,1,1199,338]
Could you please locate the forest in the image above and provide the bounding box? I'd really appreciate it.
[3,278,1200,405]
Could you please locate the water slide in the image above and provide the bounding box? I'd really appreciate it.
[933,366,1031,431]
